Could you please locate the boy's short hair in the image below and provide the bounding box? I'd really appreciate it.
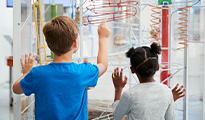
[43,16,79,56]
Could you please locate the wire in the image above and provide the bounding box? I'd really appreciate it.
[191,0,200,6]
[148,4,162,44]
[170,0,200,50]
[84,0,138,25]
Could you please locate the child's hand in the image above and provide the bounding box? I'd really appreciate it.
[112,67,127,90]
[169,83,186,102]
[98,18,111,39]
[20,53,36,75]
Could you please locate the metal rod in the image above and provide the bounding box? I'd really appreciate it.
[13,0,22,119]
[86,25,139,30]
[9,67,12,106]
[80,0,83,62]
[81,0,88,7]
[21,100,35,114]
[52,0,55,5]
[132,74,139,84]
[129,13,132,88]
[85,22,139,26]
[43,5,51,15]
[28,1,33,120]
[132,30,139,44]
[168,6,172,86]
[202,0,205,119]
[161,68,183,84]
[139,0,142,46]
[21,11,33,31]
[183,1,189,119]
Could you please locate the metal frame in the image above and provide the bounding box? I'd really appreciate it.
[12,0,205,119]
[202,0,205,120]
[183,0,189,119]
[13,0,22,119]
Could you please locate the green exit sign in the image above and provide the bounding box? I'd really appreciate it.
[158,0,172,5]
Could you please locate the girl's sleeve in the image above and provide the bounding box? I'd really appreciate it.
[165,95,176,120]
[112,90,132,120]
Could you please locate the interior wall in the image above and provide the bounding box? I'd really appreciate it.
[0,1,13,83]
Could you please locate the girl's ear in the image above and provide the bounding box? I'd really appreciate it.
[130,67,135,74]
[157,64,160,71]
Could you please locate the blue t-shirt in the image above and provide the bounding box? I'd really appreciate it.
[20,62,99,120]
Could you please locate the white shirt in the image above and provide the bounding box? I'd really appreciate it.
[112,82,176,120]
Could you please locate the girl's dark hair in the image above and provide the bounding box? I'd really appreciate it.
[126,43,161,77]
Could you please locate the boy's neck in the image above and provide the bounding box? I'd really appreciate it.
[137,74,156,83]
[52,51,73,63]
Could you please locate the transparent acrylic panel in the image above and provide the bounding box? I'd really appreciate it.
[187,5,204,120]
[20,0,53,119]
[21,1,35,120]
[170,2,205,119]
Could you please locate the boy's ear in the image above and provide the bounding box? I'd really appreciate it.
[72,38,79,53]
[72,39,78,48]
[130,67,135,74]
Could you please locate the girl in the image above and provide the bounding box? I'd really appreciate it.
[112,43,185,120]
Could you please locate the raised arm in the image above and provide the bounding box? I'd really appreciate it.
[112,67,127,101]
[13,53,35,94]
[97,18,111,77]
[169,83,186,102]
[112,67,130,120]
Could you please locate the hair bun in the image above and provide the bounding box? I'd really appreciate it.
[126,47,136,58]
[147,69,155,75]
[150,42,161,54]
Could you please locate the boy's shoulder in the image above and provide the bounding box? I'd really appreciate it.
[31,62,98,75]
[78,62,99,69]
[32,64,49,71]
[30,65,50,75]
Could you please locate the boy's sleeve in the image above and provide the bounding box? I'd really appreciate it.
[81,63,99,87]
[20,70,36,96]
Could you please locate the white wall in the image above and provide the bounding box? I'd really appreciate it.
[0,1,13,83]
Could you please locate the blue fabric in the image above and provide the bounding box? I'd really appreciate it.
[20,62,99,120]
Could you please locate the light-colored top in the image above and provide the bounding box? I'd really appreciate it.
[112,82,176,120]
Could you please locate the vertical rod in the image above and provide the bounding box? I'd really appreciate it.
[129,5,132,88]
[38,0,48,65]
[161,6,169,86]
[9,67,12,106]
[51,1,57,60]
[183,1,189,120]
[28,95,34,120]
[202,0,205,119]
[203,28,205,119]
[168,7,171,86]
[52,0,55,5]
[37,5,41,58]
[80,0,84,61]
[13,0,22,119]
[139,0,142,46]
[72,0,74,19]
[33,0,43,65]
[29,0,32,53]
[28,1,33,119]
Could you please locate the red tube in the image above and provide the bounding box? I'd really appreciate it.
[161,6,169,86]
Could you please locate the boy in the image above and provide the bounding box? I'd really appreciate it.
[13,16,111,120]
